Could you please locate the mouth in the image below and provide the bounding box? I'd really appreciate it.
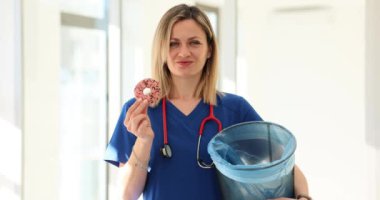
[176,61,193,67]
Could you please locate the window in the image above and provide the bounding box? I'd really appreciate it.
[197,4,219,38]
[59,1,108,199]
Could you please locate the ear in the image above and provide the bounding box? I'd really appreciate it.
[207,45,212,58]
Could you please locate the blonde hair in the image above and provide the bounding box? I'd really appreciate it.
[152,4,220,105]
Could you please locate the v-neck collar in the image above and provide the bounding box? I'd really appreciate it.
[165,98,206,120]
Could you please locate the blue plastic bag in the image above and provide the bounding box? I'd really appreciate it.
[208,121,297,200]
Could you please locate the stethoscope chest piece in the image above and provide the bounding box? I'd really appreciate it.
[161,144,172,158]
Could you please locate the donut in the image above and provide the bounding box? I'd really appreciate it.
[134,78,161,107]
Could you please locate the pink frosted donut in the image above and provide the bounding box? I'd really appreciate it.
[134,78,161,107]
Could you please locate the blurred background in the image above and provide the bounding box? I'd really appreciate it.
[0,0,379,199]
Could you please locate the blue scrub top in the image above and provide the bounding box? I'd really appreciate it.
[104,93,262,200]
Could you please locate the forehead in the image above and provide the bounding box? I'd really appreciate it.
[170,19,206,39]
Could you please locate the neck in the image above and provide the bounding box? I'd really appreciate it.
[169,76,200,101]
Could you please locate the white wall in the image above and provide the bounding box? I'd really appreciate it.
[219,0,237,93]
[366,0,380,198]
[22,0,60,199]
[238,0,378,199]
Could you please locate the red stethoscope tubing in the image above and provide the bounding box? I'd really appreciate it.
[162,97,222,168]
[162,98,169,145]
[198,105,222,136]
[162,97,222,144]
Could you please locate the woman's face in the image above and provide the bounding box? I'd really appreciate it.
[167,19,211,80]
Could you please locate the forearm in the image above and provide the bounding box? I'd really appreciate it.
[119,138,153,200]
[294,165,309,197]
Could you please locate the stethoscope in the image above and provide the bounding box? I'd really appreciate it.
[160,97,222,169]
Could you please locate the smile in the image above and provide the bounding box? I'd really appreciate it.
[177,61,193,67]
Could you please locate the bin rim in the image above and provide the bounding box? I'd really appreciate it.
[209,121,297,171]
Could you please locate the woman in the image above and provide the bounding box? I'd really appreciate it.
[105,4,311,200]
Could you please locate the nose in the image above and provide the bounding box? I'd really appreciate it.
[178,45,190,57]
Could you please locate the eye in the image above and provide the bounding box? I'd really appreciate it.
[169,41,179,48]
[190,40,201,46]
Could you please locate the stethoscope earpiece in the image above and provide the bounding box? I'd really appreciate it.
[161,144,172,158]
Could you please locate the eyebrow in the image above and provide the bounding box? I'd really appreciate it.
[170,36,201,41]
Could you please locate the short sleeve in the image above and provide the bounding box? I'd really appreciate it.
[104,99,137,167]
[239,96,263,122]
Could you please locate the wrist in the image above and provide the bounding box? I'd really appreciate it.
[131,148,151,172]
[133,138,153,161]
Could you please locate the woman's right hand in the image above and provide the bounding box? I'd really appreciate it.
[124,99,154,142]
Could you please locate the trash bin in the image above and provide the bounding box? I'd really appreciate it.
[208,121,296,200]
